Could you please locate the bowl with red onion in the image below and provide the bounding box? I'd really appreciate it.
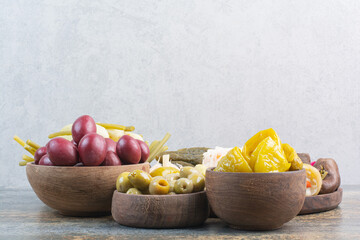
[25,115,154,216]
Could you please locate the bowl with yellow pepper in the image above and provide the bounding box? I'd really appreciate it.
[205,129,306,230]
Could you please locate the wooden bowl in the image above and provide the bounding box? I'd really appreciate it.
[26,162,149,217]
[111,191,209,228]
[206,169,306,230]
[299,187,343,215]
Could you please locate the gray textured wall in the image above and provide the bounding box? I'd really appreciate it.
[1,0,359,188]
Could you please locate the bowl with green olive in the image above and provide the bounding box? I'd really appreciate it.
[26,162,150,216]
[111,167,209,228]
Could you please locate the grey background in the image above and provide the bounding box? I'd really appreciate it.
[1,0,359,188]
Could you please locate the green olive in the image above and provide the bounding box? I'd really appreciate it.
[128,170,152,191]
[126,188,142,195]
[146,176,165,194]
[179,167,199,178]
[149,178,170,195]
[116,172,133,193]
[165,173,180,182]
[168,192,176,195]
[194,164,207,177]
[153,176,165,181]
[168,180,176,192]
[188,173,205,192]
[174,178,194,194]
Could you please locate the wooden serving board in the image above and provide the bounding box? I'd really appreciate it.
[299,188,343,215]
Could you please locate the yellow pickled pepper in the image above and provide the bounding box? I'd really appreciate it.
[214,146,252,173]
[253,137,291,173]
[249,136,271,170]
[215,128,301,173]
[282,143,303,170]
[242,128,282,165]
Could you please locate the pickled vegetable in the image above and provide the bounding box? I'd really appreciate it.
[179,166,199,178]
[22,154,34,162]
[165,173,180,182]
[14,116,146,168]
[171,160,194,167]
[149,140,159,153]
[214,147,252,173]
[78,133,107,166]
[116,172,133,193]
[116,135,141,164]
[72,115,97,144]
[124,132,144,141]
[126,188,142,195]
[303,163,322,196]
[147,133,171,162]
[34,146,47,164]
[97,123,135,132]
[151,167,180,178]
[128,170,152,191]
[149,178,170,195]
[60,123,109,139]
[152,176,165,181]
[48,130,72,139]
[174,178,194,194]
[26,140,41,150]
[313,158,340,194]
[107,129,125,142]
[282,143,303,171]
[243,128,282,162]
[156,147,208,166]
[168,180,176,192]
[13,135,26,147]
[47,138,78,166]
[188,173,205,192]
[248,138,270,170]
[105,138,117,153]
[137,140,150,163]
[177,147,210,154]
[253,137,290,173]
[39,154,54,166]
[101,151,121,166]
[19,161,27,166]
[194,164,207,177]
[24,144,36,156]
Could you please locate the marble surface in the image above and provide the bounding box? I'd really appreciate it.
[0,186,359,239]
[1,0,360,190]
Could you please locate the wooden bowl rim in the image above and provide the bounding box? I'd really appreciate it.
[113,190,206,199]
[206,167,305,175]
[26,162,148,170]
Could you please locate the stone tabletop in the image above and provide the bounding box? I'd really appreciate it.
[1,186,359,239]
